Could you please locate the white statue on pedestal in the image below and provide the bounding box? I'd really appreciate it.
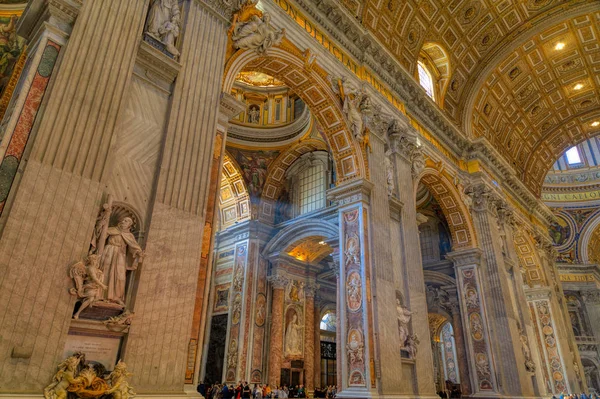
[146,0,181,57]
[396,299,412,347]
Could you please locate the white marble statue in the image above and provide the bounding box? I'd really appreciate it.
[404,334,419,359]
[384,150,394,196]
[342,90,365,142]
[284,312,303,356]
[519,331,536,373]
[146,0,181,57]
[396,299,412,347]
[232,12,284,55]
[248,106,260,123]
[69,254,107,319]
[99,217,144,306]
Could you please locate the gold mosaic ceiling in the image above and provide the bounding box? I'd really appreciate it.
[339,0,599,196]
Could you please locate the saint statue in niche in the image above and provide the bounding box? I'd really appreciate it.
[248,105,260,124]
[99,217,144,306]
[284,310,303,356]
[81,195,145,311]
[145,0,181,57]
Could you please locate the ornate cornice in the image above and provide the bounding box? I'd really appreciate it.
[327,178,373,206]
[220,92,246,121]
[581,289,600,305]
[193,0,234,24]
[135,40,182,91]
[445,248,483,267]
[272,0,556,227]
[525,286,552,301]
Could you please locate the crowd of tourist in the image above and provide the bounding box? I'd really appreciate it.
[552,394,599,399]
[199,382,338,399]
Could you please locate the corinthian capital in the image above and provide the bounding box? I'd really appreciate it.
[267,274,289,289]
[387,118,424,178]
[464,182,506,214]
[304,282,320,298]
[581,290,600,304]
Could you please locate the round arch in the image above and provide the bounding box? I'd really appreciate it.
[578,210,600,263]
[419,42,451,106]
[260,138,329,203]
[262,218,338,258]
[219,152,251,228]
[223,40,367,186]
[415,167,477,250]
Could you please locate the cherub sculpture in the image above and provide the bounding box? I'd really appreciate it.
[106,360,136,399]
[43,352,84,399]
[69,254,107,319]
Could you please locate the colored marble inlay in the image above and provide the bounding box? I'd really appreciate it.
[459,267,495,392]
[342,208,366,387]
[0,41,60,215]
[534,300,567,394]
[225,242,248,382]
[441,323,459,384]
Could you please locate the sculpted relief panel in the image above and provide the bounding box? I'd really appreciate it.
[225,242,248,381]
[342,208,367,387]
[457,267,496,393]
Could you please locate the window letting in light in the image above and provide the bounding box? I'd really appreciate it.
[297,162,326,215]
[417,62,435,100]
[566,146,582,165]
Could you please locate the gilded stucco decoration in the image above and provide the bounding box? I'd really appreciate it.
[222,40,368,185]
[418,170,476,249]
[44,353,134,399]
[471,14,600,195]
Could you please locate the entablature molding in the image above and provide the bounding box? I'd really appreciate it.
[263,0,556,228]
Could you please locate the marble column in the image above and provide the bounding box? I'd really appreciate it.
[123,0,235,394]
[189,94,245,385]
[387,118,436,396]
[582,290,600,343]
[327,179,377,398]
[449,300,471,396]
[463,181,538,397]
[446,248,498,396]
[268,275,287,386]
[314,296,322,388]
[535,233,584,393]
[0,0,150,393]
[526,288,572,394]
[305,284,317,392]
[335,268,343,391]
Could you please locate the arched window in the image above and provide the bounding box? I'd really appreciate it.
[286,151,330,217]
[418,62,435,100]
[565,146,582,165]
[320,311,336,332]
[419,224,436,262]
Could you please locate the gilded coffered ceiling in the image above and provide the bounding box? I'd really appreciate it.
[472,13,600,195]
[338,0,599,196]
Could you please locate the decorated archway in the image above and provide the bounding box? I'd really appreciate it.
[415,167,477,250]
[223,40,368,187]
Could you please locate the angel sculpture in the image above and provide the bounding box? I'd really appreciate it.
[69,254,107,319]
[106,360,136,399]
[43,352,84,399]
[231,12,285,55]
